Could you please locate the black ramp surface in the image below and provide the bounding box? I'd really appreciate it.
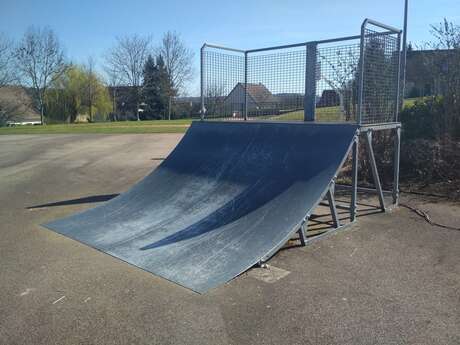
[45,121,358,293]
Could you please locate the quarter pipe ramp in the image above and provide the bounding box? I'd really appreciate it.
[45,121,358,292]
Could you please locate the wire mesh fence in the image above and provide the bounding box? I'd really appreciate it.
[202,47,245,119]
[247,49,306,118]
[201,20,401,125]
[316,41,361,122]
[360,24,401,124]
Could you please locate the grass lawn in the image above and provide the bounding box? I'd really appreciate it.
[403,98,418,108]
[271,98,419,122]
[0,99,421,135]
[270,106,341,122]
[0,119,192,135]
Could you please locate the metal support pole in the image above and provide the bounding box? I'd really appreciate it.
[304,43,317,121]
[350,137,359,222]
[394,32,402,121]
[200,45,206,120]
[401,0,409,108]
[330,177,336,196]
[365,131,386,211]
[357,22,367,125]
[327,182,340,228]
[244,52,248,120]
[298,218,308,246]
[392,126,401,205]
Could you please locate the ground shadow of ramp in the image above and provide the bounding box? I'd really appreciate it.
[44,121,358,293]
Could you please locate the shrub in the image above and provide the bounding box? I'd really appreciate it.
[400,97,444,140]
[398,97,460,186]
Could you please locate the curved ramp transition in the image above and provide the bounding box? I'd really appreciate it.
[45,121,358,292]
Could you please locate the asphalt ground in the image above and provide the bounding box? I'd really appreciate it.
[0,134,459,345]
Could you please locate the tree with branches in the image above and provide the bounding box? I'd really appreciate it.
[142,54,172,119]
[105,34,151,121]
[320,48,359,121]
[425,18,460,137]
[104,64,121,121]
[84,56,97,122]
[0,33,20,126]
[0,33,15,87]
[14,26,66,125]
[45,64,111,123]
[156,31,194,120]
[204,83,226,117]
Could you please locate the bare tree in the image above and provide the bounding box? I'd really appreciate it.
[156,31,194,120]
[430,18,460,49]
[424,18,460,137]
[105,34,151,121]
[0,33,18,126]
[14,26,66,125]
[320,48,358,121]
[0,33,15,87]
[104,65,121,121]
[85,56,96,122]
[205,83,226,117]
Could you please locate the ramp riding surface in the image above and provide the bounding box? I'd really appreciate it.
[45,121,358,293]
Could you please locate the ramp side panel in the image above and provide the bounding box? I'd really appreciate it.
[45,121,358,293]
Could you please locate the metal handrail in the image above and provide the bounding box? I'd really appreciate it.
[361,18,402,34]
[202,43,245,53]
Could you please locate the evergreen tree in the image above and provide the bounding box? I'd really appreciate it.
[141,55,158,119]
[156,54,173,117]
[141,54,171,119]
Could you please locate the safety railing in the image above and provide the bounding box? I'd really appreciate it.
[200,19,402,125]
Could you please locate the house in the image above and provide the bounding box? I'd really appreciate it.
[405,49,437,97]
[317,89,340,107]
[172,96,201,119]
[0,86,41,125]
[405,48,455,97]
[275,93,304,112]
[224,83,278,115]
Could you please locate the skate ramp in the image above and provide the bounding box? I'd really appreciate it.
[45,121,358,292]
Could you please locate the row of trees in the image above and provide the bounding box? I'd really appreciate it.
[104,32,193,121]
[45,63,111,123]
[0,27,194,125]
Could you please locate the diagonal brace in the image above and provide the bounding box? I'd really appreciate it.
[326,182,340,228]
[350,137,359,222]
[297,218,308,246]
[365,131,386,212]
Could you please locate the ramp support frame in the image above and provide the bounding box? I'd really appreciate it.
[358,123,401,211]
[298,123,401,248]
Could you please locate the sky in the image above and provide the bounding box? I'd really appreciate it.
[1,0,459,95]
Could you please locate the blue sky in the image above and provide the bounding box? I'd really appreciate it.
[1,0,459,95]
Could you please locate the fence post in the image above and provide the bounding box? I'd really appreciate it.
[392,126,401,205]
[350,136,359,222]
[304,43,317,121]
[400,0,409,110]
[200,44,206,120]
[244,51,248,120]
[357,21,367,125]
[394,32,402,122]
